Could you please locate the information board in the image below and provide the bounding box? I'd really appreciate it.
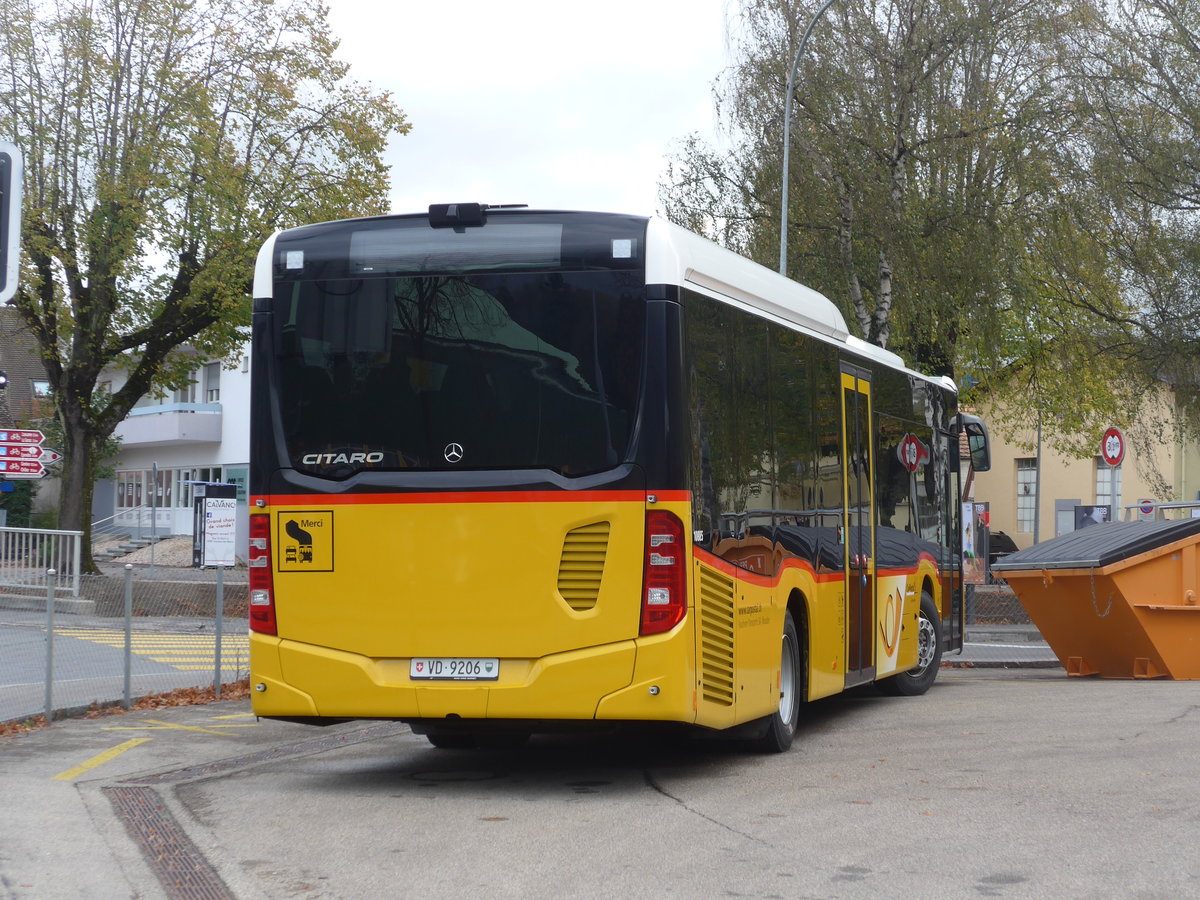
[192,482,238,567]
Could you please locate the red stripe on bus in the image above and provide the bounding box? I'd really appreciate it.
[694,547,935,588]
[253,490,690,507]
[694,548,834,585]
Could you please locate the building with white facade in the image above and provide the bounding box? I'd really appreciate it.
[100,344,251,558]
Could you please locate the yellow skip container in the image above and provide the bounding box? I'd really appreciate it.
[992,519,1200,679]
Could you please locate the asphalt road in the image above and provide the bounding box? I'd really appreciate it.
[2,667,1198,899]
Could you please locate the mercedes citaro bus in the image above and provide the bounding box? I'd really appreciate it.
[247,204,990,752]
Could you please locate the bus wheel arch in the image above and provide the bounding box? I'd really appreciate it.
[787,590,810,705]
[750,592,808,753]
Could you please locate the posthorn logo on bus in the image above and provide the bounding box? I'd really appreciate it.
[444,443,464,464]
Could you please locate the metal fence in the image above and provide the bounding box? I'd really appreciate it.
[0,526,83,597]
[1,563,248,725]
[92,504,172,544]
[959,581,1055,667]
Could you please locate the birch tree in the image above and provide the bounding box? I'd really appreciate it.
[664,0,1084,375]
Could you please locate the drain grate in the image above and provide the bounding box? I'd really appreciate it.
[106,722,407,896]
[105,785,233,900]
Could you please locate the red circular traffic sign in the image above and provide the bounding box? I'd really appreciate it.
[1101,427,1125,467]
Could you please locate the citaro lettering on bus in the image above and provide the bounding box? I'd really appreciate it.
[300,451,384,466]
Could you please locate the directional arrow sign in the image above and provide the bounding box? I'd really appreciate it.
[0,443,45,459]
[0,429,44,445]
[40,448,63,465]
[0,459,45,476]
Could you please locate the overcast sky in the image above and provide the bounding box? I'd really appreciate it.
[324,0,734,218]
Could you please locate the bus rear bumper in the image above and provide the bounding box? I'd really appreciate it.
[249,632,696,723]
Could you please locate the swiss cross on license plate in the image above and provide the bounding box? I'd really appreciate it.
[410,657,499,681]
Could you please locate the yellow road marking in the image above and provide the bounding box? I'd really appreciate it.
[52,738,151,781]
[49,628,249,675]
[102,718,239,737]
[101,716,260,736]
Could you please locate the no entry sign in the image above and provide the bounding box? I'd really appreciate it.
[1101,427,1125,467]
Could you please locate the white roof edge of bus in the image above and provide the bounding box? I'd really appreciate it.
[642,219,954,390]
[644,217,850,343]
[844,334,905,369]
[845,335,958,392]
[254,231,280,299]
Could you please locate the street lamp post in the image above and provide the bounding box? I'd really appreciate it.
[779,0,838,277]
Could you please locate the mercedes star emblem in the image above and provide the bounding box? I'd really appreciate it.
[444,442,464,464]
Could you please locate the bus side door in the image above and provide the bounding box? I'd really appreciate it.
[841,364,876,688]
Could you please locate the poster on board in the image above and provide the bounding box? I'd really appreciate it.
[192,483,238,567]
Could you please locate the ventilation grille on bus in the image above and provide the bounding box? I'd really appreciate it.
[698,564,736,706]
[557,522,611,611]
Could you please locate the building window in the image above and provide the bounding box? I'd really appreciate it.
[174,466,224,509]
[174,470,194,508]
[204,362,221,403]
[154,468,172,508]
[30,379,52,417]
[1096,459,1122,518]
[116,469,174,510]
[116,471,139,509]
[1016,458,1037,533]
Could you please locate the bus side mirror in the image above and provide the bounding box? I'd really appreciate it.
[957,413,991,472]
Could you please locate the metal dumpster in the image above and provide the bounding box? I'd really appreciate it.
[991,518,1200,678]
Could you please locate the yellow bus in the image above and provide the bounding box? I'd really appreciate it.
[248,205,990,752]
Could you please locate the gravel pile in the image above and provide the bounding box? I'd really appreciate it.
[100,537,200,567]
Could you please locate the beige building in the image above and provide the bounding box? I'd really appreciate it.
[971,390,1200,552]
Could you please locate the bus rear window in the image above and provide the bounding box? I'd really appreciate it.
[273,271,644,477]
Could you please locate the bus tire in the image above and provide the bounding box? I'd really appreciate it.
[750,610,803,753]
[878,590,942,697]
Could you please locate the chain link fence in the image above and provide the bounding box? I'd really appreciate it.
[1,560,248,725]
[958,580,1056,667]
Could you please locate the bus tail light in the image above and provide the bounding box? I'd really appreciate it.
[640,510,687,635]
[248,513,277,635]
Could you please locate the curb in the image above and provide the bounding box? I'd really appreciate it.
[946,659,1062,669]
[0,593,97,614]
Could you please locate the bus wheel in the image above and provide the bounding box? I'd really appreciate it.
[878,591,942,697]
[751,610,803,753]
